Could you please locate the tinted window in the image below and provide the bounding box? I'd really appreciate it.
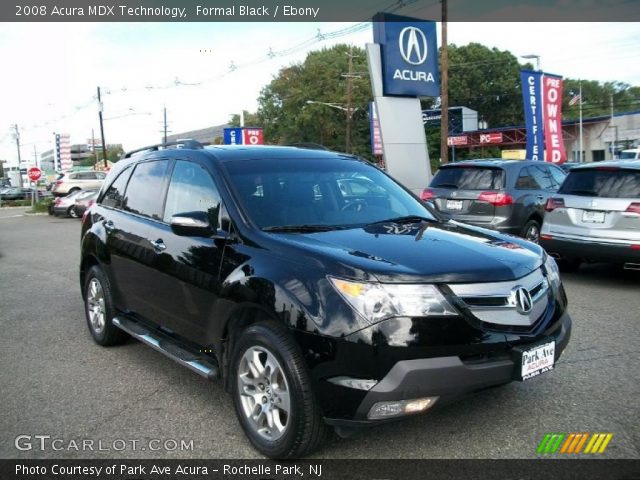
[548,166,567,189]
[530,165,555,190]
[123,160,170,219]
[96,172,106,179]
[559,168,640,198]
[515,167,541,189]
[100,166,133,209]
[431,167,505,190]
[224,157,434,229]
[164,161,222,224]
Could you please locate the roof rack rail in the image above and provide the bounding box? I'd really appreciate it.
[122,139,204,159]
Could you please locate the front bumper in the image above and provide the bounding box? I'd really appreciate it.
[324,309,571,426]
[541,235,640,264]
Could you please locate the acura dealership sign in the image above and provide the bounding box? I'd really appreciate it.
[373,13,439,97]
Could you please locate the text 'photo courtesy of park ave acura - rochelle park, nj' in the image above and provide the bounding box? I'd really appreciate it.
[0,1,639,479]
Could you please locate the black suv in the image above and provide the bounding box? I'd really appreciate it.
[80,143,571,458]
[422,160,567,243]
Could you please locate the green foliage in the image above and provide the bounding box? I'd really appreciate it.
[30,198,52,213]
[563,79,640,120]
[447,43,525,129]
[255,45,374,159]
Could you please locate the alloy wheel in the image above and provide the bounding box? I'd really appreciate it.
[87,278,106,334]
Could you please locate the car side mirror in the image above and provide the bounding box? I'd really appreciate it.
[170,211,215,237]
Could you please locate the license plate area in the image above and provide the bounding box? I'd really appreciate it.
[512,340,555,381]
[582,210,605,223]
[446,199,463,211]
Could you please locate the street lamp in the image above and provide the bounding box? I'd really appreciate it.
[521,54,541,71]
[305,100,359,153]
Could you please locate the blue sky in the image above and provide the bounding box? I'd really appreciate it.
[0,21,638,166]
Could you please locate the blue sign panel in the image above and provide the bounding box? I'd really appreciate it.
[223,127,243,145]
[520,70,545,161]
[373,13,439,97]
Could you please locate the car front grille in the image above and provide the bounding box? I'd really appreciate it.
[448,269,550,330]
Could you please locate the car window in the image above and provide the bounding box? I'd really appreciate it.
[530,165,555,190]
[100,166,133,209]
[123,160,171,219]
[515,167,541,189]
[559,168,640,198]
[96,172,106,179]
[163,161,222,225]
[547,166,566,189]
[431,167,505,190]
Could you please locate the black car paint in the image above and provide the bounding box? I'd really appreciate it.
[81,147,569,423]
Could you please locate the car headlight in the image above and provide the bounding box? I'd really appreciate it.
[544,254,561,289]
[329,277,458,325]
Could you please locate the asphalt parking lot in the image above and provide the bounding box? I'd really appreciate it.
[1,208,638,459]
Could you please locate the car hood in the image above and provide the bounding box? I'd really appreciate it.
[268,220,542,283]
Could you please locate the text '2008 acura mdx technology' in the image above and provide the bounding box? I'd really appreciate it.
[80,142,571,458]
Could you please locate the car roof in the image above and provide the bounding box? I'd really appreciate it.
[569,160,640,171]
[439,159,556,169]
[202,145,361,163]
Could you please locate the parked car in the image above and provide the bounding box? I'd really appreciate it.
[80,142,571,458]
[73,190,99,218]
[559,162,581,173]
[0,187,34,201]
[51,171,106,197]
[52,189,90,217]
[0,178,11,188]
[422,160,567,243]
[619,148,640,160]
[540,161,640,271]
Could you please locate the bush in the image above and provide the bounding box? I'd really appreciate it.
[30,198,52,213]
[0,199,31,207]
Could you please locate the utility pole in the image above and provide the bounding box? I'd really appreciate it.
[440,0,449,164]
[578,81,583,162]
[97,86,108,169]
[609,93,617,159]
[343,46,360,154]
[13,124,23,187]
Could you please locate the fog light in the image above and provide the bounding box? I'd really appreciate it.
[367,397,438,420]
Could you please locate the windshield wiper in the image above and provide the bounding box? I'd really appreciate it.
[365,215,435,227]
[262,224,345,233]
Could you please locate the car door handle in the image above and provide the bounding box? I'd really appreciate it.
[150,239,166,252]
[104,220,116,234]
[536,195,545,200]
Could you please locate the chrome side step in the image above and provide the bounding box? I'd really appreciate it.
[113,316,219,380]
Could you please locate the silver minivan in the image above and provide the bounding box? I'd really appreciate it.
[540,161,640,271]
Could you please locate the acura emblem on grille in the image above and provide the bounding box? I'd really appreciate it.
[511,286,533,314]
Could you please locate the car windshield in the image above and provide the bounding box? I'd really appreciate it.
[559,168,640,198]
[223,157,435,230]
[431,166,505,190]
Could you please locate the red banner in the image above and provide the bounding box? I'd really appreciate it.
[479,132,503,144]
[542,75,566,164]
[447,136,468,146]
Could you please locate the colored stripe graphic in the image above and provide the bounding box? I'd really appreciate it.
[539,433,613,454]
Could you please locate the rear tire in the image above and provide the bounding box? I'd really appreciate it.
[68,206,79,218]
[83,265,128,346]
[521,219,541,243]
[231,321,328,459]
[558,258,581,272]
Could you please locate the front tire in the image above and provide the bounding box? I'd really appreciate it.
[231,322,328,458]
[83,265,128,346]
[521,219,541,243]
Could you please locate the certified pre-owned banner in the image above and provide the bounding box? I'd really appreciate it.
[520,70,545,161]
[542,74,567,164]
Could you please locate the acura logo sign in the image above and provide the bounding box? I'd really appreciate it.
[398,26,428,65]
[511,286,533,314]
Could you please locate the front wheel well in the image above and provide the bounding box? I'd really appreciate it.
[220,305,279,391]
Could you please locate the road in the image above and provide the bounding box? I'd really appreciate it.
[0,209,638,459]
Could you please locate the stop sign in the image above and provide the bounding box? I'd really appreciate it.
[27,167,42,182]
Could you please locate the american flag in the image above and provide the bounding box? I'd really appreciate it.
[568,93,581,106]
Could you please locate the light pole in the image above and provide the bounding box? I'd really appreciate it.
[521,54,541,71]
[305,100,359,153]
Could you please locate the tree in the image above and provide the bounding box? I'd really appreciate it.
[255,45,373,158]
[446,43,526,129]
[563,79,640,120]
